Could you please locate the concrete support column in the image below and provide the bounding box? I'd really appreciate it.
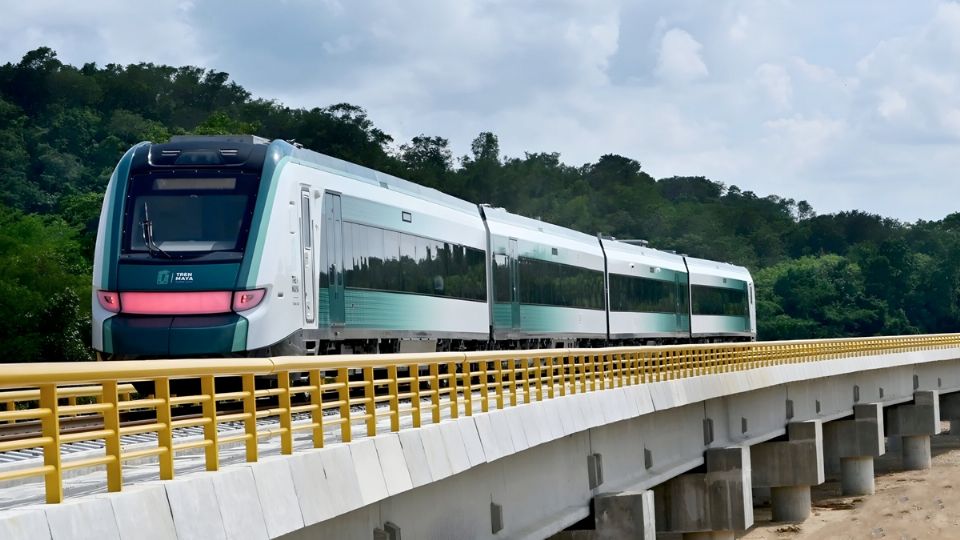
[939,392,960,435]
[553,491,655,540]
[654,447,753,538]
[840,457,875,495]
[752,420,825,523]
[823,403,885,495]
[902,435,932,470]
[886,391,940,471]
[770,486,811,522]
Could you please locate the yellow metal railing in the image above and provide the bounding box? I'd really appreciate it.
[0,333,959,504]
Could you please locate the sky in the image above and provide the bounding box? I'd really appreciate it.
[2,0,960,222]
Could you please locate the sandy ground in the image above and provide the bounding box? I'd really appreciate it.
[742,423,960,539]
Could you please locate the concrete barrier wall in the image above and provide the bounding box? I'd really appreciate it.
[2,349,959,540]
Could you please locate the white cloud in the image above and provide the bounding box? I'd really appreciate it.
[655,28,708,83]
[755,63,792,109]
[3,0,960,221]
[877,88,908,119]
[729,14,748,42]
[0,1,208,68]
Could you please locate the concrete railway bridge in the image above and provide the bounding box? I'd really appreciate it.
[2,335,960,539]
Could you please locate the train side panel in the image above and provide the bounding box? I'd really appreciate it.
[482,206,606,342]
[600,238,691,341]
[244,157,489,353]
[685,257,756,340]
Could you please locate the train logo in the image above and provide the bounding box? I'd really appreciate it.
[155,270,171,285]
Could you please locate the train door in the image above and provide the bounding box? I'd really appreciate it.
[509,238,520,329]
[323,192,345,326]
[300,188,315,324]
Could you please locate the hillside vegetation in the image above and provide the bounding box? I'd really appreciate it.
[2,48,958,361]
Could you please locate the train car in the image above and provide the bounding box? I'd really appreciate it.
[92,135,489,358]
[684,256,756,341]
[599,238,690,343]
[92,135,755,359]
[481,206,607,347]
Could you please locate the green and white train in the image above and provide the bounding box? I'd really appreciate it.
[92,136,755,359]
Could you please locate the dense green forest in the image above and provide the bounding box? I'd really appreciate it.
[1,47,958,361]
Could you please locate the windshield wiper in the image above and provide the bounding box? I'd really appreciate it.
[140,202,173,259]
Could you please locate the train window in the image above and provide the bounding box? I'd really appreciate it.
[382,229,402,291]
[300,193,311,249]
[492,253,511,303]
[122,173,258,260]
[691,284,748,316]
[337,221,485,301]
[341,221,357,286]
[608,273,676,313]
[517,257,604,310]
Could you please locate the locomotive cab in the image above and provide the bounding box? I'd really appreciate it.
[93,136,271,358]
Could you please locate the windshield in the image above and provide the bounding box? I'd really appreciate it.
[122,173,259,261]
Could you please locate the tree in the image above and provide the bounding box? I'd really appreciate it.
[0,206,91,361]
[193,111,260,136]
[399,135,453,190]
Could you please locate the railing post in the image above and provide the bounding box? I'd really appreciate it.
[39,384,62,504]
[592,354,601,391]
[309,369,325,447]
[480,359,490,413]
[494,360,505,409]
[337,368,352,443]
[574,354,582,392]
[411,364,422,428]
[449,361,460,420]
[462,360,473,416]
[430,363,441,423]
[534,357,544,401]
[242,373,260,458]
[508,359,519,407]
[558,356,567,396]
[278,371,293,455]
[388,365,400,431]
[102,380,122,492]
[546,356,556,399]
[200,375,219,471]
[617,353,633,388]
[156,377,174,480]
[521,358,531,404]
[363,367,376,436]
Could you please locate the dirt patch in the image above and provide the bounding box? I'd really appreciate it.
[741,430,960,539]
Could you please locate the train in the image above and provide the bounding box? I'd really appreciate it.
[91,135,755,359]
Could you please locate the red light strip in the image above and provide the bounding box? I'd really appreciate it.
[119,291,232,315]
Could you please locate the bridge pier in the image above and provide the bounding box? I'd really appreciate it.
[552,490,657,540]
[823,403,885,495]
[751,420,824,522]
[940,392,960,435]
[886,391,940,470]
[654,446,752,539]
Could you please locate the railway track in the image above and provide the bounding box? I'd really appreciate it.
[0,401,315,464]
[0,395,406,465]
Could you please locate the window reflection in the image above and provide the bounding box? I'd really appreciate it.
[691,284,748,316]
[337,221,485,301]
[517,257,604,310]
[608,273,684,314]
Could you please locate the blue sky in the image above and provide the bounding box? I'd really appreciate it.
[2,1,959,221]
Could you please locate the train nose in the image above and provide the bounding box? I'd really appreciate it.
[104,313,248,356]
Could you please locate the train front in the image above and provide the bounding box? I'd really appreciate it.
[92,136,271,358]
